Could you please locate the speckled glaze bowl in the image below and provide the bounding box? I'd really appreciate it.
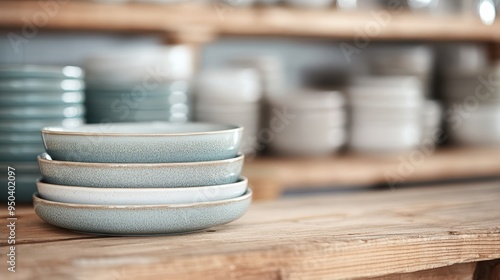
[38,153,244,188]
[33,189,252,235]
[41,122,243,163]
[37,177,248,205]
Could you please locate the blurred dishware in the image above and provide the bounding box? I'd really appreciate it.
[267,90,346,156]
[195,68,262,154]
[84,45,192,123]
[0,64,85,203]
[347,75,424,153]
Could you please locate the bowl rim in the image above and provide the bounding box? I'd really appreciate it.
[41,122,244,137]
[33,188,252,209]
[36,176,248,192]
[37,152,245,167]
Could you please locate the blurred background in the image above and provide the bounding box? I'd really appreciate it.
[1,0,500,201]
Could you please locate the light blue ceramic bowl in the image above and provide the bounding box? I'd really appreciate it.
[33,189,252,235]
[0,144,45,161]
[85,107,186,122]
[0,105,85,119]
[85,93,187,110]
[0,91,84,106]
[0,132,42,144]
[38,153,244,188]
[0,78,85,92]
[0,65,84,79]
[41,122,243,163]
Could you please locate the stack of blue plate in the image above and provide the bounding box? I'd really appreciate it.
[0,65,85,203]
[85,81,190,123]
[84,46,192,123]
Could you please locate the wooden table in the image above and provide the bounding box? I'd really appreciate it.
[1,181,500,279]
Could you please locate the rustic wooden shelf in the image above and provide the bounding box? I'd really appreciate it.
[1,1,500,42]
[243,147,500,200]
[2,181,500,279]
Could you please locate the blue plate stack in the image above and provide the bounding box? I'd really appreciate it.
[33,122,251,236]
[0,65,85,203]
[84,46,192,124]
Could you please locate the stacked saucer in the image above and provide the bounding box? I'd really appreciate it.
[194,68,262,154]
[267,90,346,156]
[443,65,500,145]
[84,46,192,123]
[0,65,85,203]
[34,122,251,235]
[347,76,424,154]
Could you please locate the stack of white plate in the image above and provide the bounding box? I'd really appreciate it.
[0,65,85,203]
[35,122,251,236]
[194,68,262,154]
[347,76,424,153]
[229,56,284,96]
[443,64,500,145]
[84,46,192,123]
[368,45,434,97]
[267,91,346,156]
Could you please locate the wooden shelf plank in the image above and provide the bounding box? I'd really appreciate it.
[1,1,500,41]
[243,147,500,199]
[2,182,500,279]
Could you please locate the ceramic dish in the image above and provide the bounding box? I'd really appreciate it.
[268,91,345,110]
[85,106,188,121]
[38,153,244,188]
[0,132,42,144]
[0,105,85,119]
[37,177,248,205]
[349,124,421,153]
[0,145,44,161]
[0,118,84,132]
[42,122,243,163]
[0,65,84,79]
[85,92,187,110]
[0,91,85,106]
[33,189,252,235]
[0,79,85,92]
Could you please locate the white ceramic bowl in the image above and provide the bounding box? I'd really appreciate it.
[349,124,421,153]
[196,68,262,104]
[37,177,248,205]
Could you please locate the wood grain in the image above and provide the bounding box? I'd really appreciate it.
[361,262,477,280]
[0,1,499,41]
[1,181,499,279]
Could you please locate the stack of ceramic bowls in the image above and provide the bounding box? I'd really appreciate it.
[34,122,251,235]
[195,68,262,154]
[347,76,424,154]
[229,56,284,96]
[267,91,346,156]
[84,46,192,123]
[0,65,85,203]
[368,45,434,97]
[443,65,500,145]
